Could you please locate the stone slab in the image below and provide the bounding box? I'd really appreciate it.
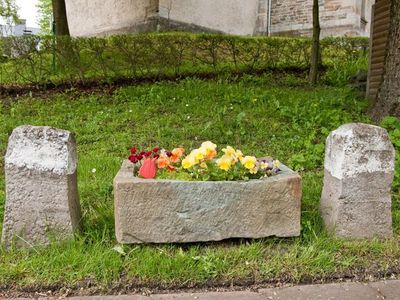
[370,280,400,300]
[320,123,395,239]
[59,292,262,300]
[259,282,384,300]
[2,125,81,248]
[10,280,400,300]
[114,160,301,244]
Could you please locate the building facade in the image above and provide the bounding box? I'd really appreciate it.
[65,0,374,37]
[0,19,40,37]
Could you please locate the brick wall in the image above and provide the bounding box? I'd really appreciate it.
[271,0,374,37]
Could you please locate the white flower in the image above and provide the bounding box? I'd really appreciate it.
[92,168,97,173]
[187,116,191,120]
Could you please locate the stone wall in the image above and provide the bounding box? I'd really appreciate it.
[65,0,159,37]
[271,0,374,37]
[158,0,264,36]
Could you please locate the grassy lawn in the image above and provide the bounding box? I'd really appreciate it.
[0,74,399,294]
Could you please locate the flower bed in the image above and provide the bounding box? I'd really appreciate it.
[127,142,282,181]
[114,142,301,244]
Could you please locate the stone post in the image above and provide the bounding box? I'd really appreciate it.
[320,123,395,239]
[1,125,81,248]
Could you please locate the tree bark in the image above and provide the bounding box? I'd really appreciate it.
[52,0,70,36]
[373,0,400,121]
[309,0,320,85]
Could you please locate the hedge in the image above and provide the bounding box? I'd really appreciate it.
[0,32,369,86]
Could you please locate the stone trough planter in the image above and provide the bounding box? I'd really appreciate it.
[114,161,302,244]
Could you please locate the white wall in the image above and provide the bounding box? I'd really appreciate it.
[65,0,157,37]
[159,0,261,36]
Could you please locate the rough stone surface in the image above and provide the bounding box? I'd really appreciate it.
[65,0,159,36]
[320,123,395,239]
[159,0,261,36]
[2,125,81,248]
[114,160,301,244]
[259,282,386,300]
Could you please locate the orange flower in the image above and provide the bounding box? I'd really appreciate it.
[206,149,217,160]
[170,147,185,163]
[167,165,176,172]
[157,155,170,169]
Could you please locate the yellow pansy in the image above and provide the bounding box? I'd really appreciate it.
[182,155,196,169]
[216,155,231,171]
[222,146,236,157]
[193,149,205,162]
[235,150,244,161]
[241,156,257,170]
[261,161,269,169]
[201,141,217,151]
[200,162,208,169]
[273,160,281,169]
[249,167,258,174]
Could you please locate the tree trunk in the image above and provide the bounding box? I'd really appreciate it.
[309,0,321,85]
[373,0,400,121]
[52,0,70,36]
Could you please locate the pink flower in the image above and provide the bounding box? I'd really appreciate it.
[139,158,157,179]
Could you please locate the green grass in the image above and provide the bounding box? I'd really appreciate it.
[0,74,399,292]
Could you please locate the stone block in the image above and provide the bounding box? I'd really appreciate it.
[114,160,302,244]
[320,123,395,239]
[2,125,81,248]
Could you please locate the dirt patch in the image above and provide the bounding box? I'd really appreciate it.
[0,67,310,101]
[1,266,399,298]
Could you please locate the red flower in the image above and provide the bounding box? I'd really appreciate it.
[129,155,138,164]
[166,151,173,157]
[137,154,143,160]
[139,151,146,156]
[154,154,160,159]
[145,151,152,157]
[139,158,157,179]
[153,147,160,153]
[130,147,137,154]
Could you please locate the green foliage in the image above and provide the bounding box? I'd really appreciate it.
[36,0,52,35]
[380,116,400,233]
[0,33,369,85]
[381,117,400,192]
[320,37,369,86]
[0,0,19,37]
[0,0,18,20]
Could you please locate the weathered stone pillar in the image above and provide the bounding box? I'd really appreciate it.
[320,123,395,239]
[1,126,81,248]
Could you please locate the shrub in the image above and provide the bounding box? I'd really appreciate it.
[381,116,400,193]
[0,33,369,86]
